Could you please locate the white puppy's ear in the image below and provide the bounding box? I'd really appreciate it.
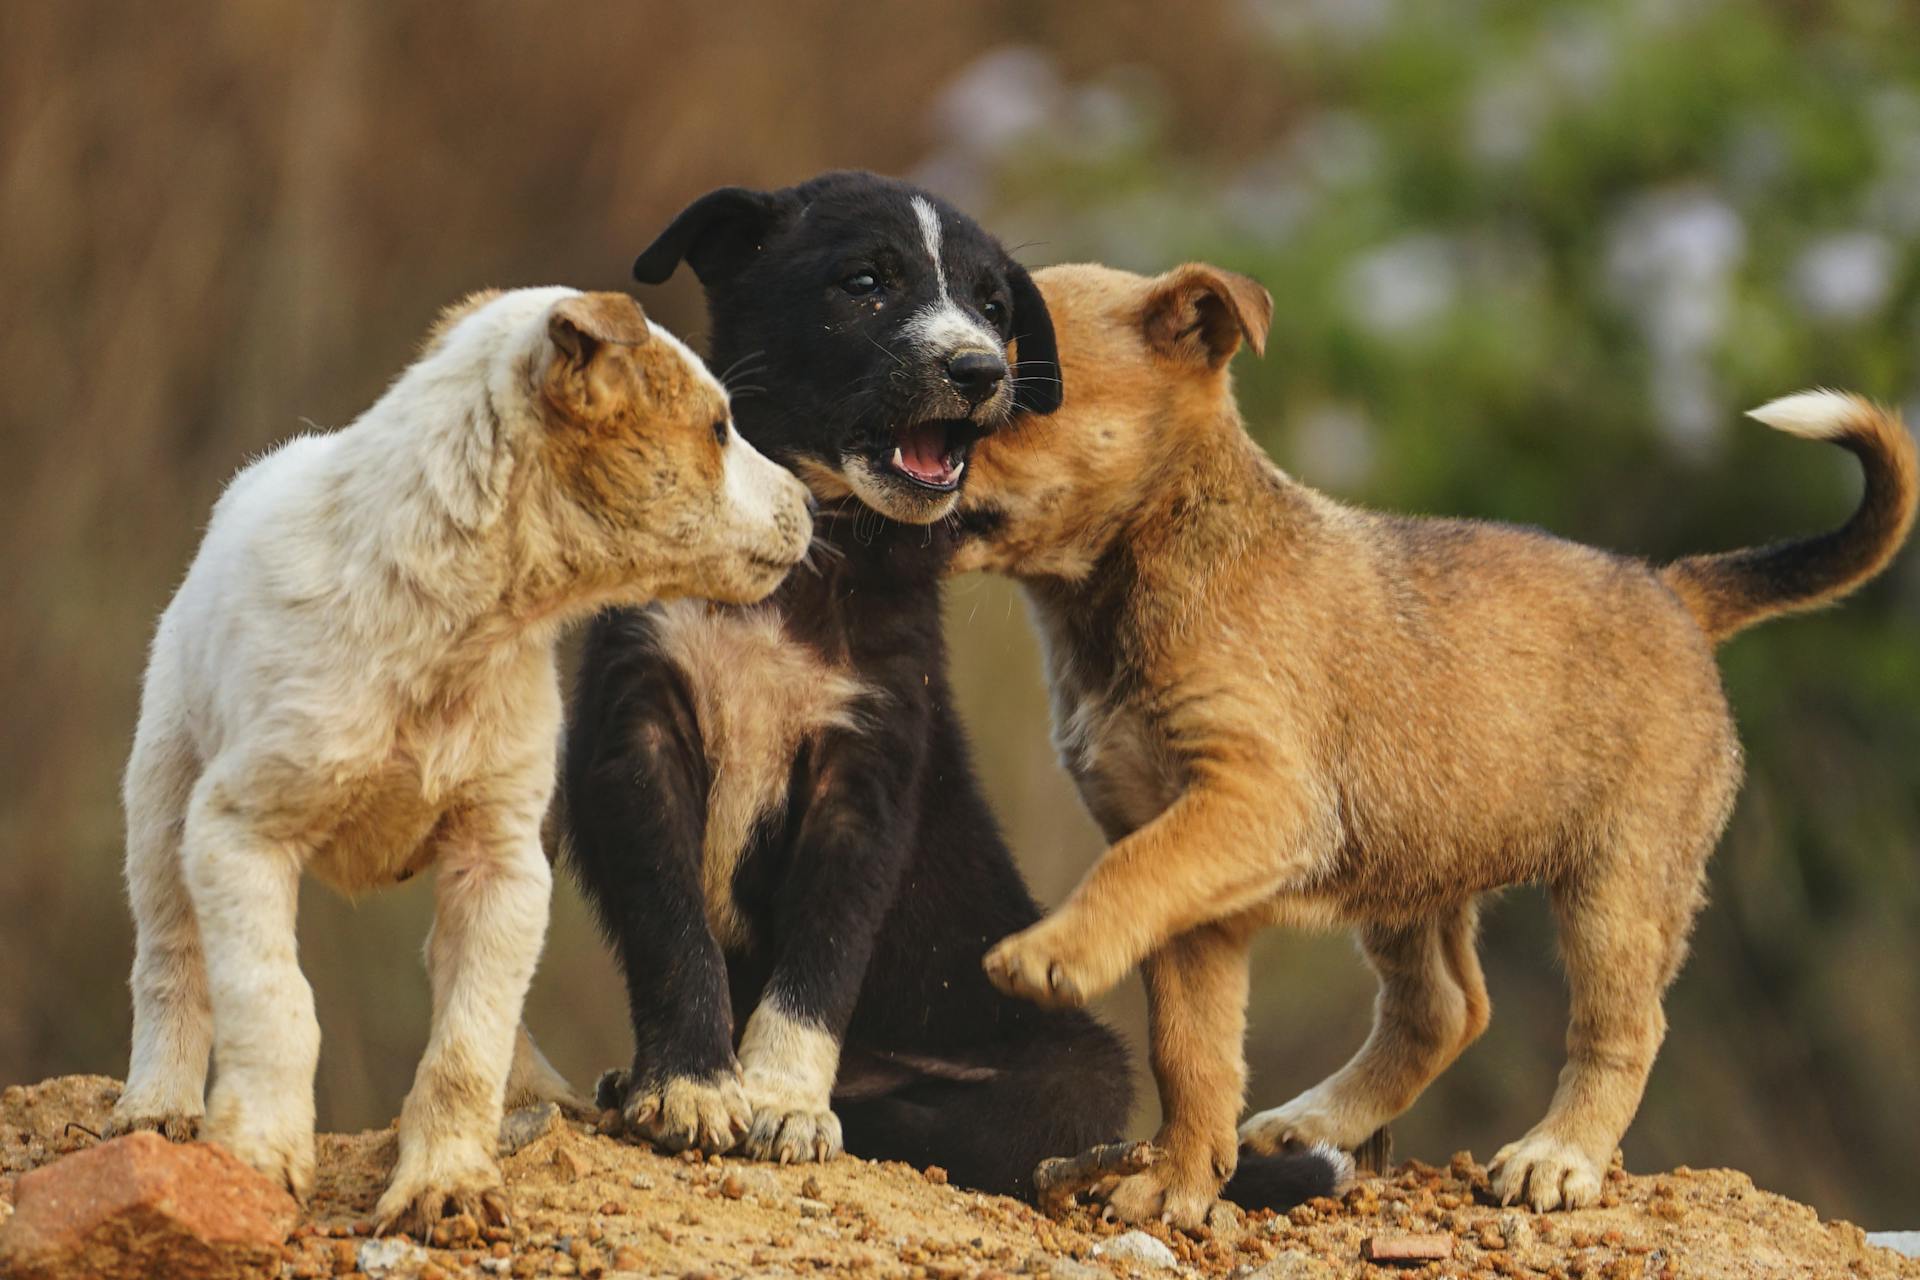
[545,293,651,420]
[1141,263,1273,368]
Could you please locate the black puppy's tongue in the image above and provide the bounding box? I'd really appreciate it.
[893,421,957,484]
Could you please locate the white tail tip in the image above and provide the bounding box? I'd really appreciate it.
[1746,389,1861,440]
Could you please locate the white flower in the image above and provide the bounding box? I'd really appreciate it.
[1344,233,1459,337]
[1792,232,1897,323]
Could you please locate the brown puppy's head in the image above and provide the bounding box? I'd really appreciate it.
[949,262,1271,580]
[426,288,813,612]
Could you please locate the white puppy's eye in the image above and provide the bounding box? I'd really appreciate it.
[842,272,879,296]
[712,418,728,446]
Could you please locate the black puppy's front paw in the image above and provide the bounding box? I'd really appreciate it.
[597,1063,751,1154]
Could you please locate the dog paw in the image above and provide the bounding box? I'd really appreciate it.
[1102,1165,1218,1232]
[373,1153,510,1239]
[982,917,1122,1010]
[607,1069,751,1155]
[738,1101,843,1165]
[1488,1132,1605,1212]
[203,1096,315,1203]
[1238,1086,1378,1155]
[105,1100,203,1144]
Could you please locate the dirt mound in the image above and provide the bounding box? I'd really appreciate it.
[1,1077,1912,1279]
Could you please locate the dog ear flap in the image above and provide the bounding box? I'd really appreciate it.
[633,187,786,286]
[546,293,651,422]
[548,292,651,370]
[1006,261,1064,415]
[1142,264,1273,368]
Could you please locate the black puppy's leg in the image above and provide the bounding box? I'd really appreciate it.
[733,727,924,1163]
[565,630,748,1154]
[836,1017,1134,1196]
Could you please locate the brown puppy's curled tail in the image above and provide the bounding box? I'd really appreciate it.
[1662,390,1918,645]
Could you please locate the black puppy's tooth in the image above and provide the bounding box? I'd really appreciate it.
[567,172,1124,1199]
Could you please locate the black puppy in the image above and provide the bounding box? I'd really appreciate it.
[565,171,1123,1197]
[564,171,1340,1207]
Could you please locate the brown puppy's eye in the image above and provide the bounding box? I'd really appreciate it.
[712,419,729,446]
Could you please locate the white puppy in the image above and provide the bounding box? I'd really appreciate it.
[106,287,812,1235]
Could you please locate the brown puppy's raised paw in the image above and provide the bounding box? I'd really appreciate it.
[982,915,1126,1010]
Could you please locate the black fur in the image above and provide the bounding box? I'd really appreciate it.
[566,172,1123,1198]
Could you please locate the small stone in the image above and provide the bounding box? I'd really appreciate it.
[1363,1233,1454,1263]
[612,1245,645,1269]
[479,1260,510,1276]
[924,1166,949,1185]
[800,1174,824,1199]
[499,1102,561,1157]
[796,1197,830,1217]
[550,1146,590,1182]
[720,1174,746,1200]
[1498,1213,1535,1252]
[1091,1230,1179,1269]
[356,1237,428,1275]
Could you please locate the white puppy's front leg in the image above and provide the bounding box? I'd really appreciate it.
[181,783,319,1201]
[376,818,551,1237]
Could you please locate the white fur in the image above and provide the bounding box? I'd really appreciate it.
[109,287,808,1226]
[1746,388,1860,440]
[736,996,845,1163]
[905,194,1002,364]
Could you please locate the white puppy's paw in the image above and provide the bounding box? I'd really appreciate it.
[1239,1085,1378,1155]
[106,1090,203,1143]
[1488,1131,1606,1212]
[738,1092,843,1165]
[203,1086,316,1202]
[373,1145,510,1239]
[603,1068,751,1154]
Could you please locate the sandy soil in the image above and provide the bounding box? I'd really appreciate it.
[1,1076,1912,1279]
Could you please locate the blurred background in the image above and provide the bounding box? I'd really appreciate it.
[3,0,1916,1227]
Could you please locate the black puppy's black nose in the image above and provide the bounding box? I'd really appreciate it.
[946,350,1007,403]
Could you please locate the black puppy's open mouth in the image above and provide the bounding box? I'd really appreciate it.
[881,419,975,492]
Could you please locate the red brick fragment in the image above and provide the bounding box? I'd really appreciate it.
[1364,1231,1456,1263]
[0,1131,299,1280]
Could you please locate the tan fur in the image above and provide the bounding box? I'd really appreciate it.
[957,263,1916,1221]
[647,600,872,948]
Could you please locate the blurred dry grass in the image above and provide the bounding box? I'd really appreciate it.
[1,0,1913,1227]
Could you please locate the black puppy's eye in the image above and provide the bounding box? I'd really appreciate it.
[842,272,879,296]
[982,298,1008,329]
[712,419,728,446]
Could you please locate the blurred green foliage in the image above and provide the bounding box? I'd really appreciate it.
[1,0,1913,1228]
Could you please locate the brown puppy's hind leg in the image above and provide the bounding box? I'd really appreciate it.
[1240,901,1488,1155]
[1105,920,1256,1230]
[1489,852,1701,1211]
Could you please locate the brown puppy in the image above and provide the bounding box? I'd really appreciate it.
[951,263,1916,1224]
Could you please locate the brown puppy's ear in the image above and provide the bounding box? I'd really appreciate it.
[1141,264,1273,368]
[546,292,651,419]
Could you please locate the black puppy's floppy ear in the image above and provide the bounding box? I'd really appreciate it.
[1006,261,1063,416]
[1142,263,1273,368]
[633,187,786,286]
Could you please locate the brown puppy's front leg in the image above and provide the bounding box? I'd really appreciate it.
[1104,921,1255,1230]
[984,779,1323,1009]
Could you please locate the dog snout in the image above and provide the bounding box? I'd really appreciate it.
[945,349,1007,405]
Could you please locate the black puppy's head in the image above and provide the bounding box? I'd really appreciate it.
[633,171,1062,525]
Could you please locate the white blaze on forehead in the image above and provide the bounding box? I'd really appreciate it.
[911,195,947,296]
[905,194,1000,357]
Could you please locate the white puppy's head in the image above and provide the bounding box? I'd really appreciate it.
[427,288,813,610]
